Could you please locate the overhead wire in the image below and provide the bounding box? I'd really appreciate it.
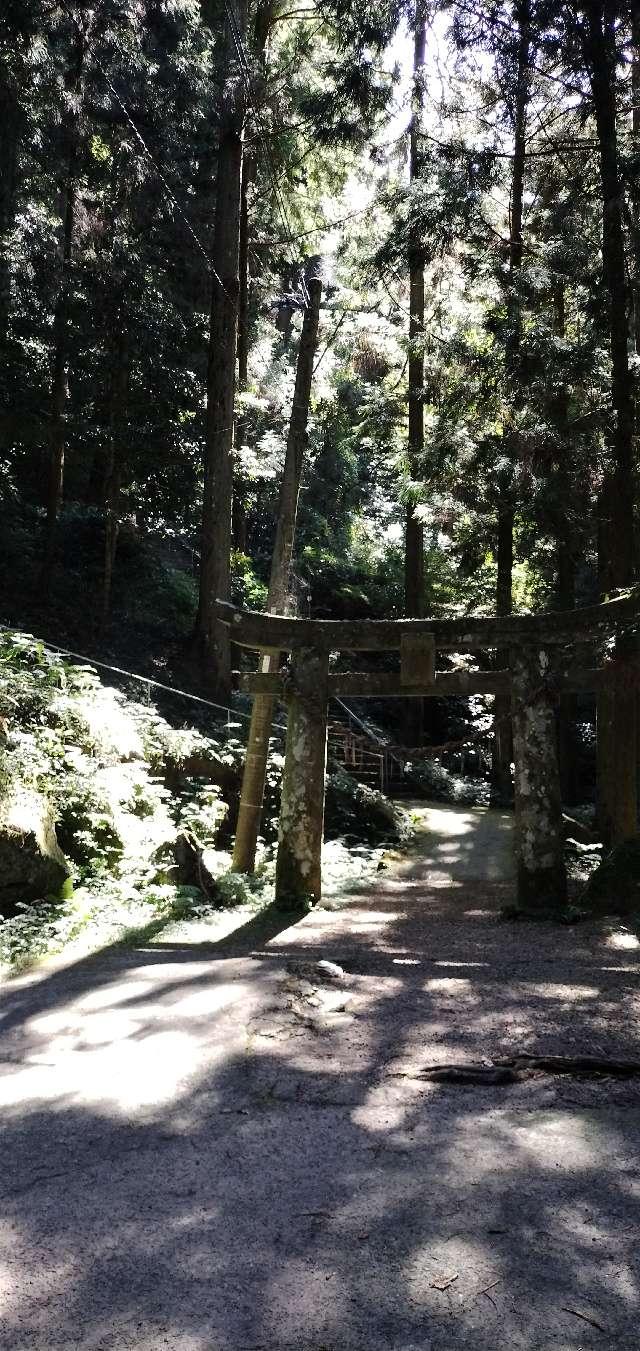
[0,623,287,731]
[313,308,349,374]
[221,0,311,305]
[93,6,363,322]
[95,8,315,311]
[228,1,311,304]
[93,56,235,303]
[267,203,372,246]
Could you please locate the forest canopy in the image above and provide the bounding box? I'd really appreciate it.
[1,0,639,850]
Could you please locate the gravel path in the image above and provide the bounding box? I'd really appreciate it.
[1,804,639,1350]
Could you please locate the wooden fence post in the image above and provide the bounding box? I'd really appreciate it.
[511,646,567,912]
[275,647,329,910]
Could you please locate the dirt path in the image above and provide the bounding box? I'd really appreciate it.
[402,800,515,881]
[1,804,639,1350]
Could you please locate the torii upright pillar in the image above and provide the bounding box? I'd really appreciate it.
[511,645,567,912]
[275,647,330,910]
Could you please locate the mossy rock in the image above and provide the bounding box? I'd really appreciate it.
[582,839,640,916]
[0,790,70,916]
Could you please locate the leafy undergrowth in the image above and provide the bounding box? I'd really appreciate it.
[0,629,411,973]
[580,838,640,917]
[403,756,490,806]
[566,841,603,894]
[563,807,604,900]
[325,770,412,843]
[0,842,395,974]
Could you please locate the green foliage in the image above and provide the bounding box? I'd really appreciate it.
[404,757,489,807]
[199,867,264,910]
[0,897,84,972]
[231,552,268,610]
[582,841,640,918]
[325,770,411,844]
[173,784,229,848]
[0,628,255,967]
[56,783,124,876]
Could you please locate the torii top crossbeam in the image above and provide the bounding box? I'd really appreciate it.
[215,588,640,652]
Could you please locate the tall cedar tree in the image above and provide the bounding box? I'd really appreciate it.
[576,1,637,843]
[196,2,247,696]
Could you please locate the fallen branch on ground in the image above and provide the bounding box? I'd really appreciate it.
[562,1306,607,1332]
[393,1054,640,1084]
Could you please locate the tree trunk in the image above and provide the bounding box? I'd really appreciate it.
[552,281,579,804]
[491,0,531,804]
[0,68,21,344]
[233,144,252,555]
[404,1,427,747]
[596,480,614,831]
[630,8,640,355]
[233,263,323,874]
[231,0,276,549]
[41,25,85,594]
[196,5,247,696]
[556,547,579,804]
[492,505,515,803]
[102,334,129,625]
[580,2,637,843]
[237,154,251,401]
[84,446,108,508]
[631,12,640,820]
[406,2,426,622]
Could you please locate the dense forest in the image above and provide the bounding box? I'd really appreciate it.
[1,0,640,960]
[5,7,640,1341]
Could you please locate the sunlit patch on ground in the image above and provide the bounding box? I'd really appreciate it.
[607,930,640,951]
[1,804,640,1349]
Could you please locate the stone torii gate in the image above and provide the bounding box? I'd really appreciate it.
[214,591,640,914]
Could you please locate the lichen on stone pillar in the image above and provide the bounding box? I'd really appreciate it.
[275,647,329,910]
[511,645,567,913]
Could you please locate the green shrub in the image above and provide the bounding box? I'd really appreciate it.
[0,895,81,971]
[231,551,268,610]
[173,783,229,847]
[582,839,640,917]
[324,770,412,844]
[56,783,124,875]
[405,757,489,806]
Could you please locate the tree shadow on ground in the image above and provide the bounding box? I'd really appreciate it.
[1,817,639,1350]
[0,901,301,1041]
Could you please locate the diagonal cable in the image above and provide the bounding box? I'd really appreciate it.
[222,0,311,304]
[95,57,234,301]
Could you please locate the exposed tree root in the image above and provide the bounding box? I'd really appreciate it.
[405,1054,640,1084]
